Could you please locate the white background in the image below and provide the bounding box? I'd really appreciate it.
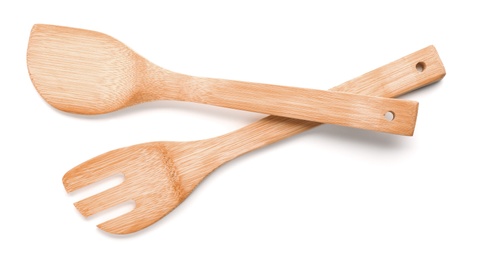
[1,1,479,259]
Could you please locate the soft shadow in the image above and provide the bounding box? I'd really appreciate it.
[302,80,446,150]
[306,124,405,149]
[397,79,445,99]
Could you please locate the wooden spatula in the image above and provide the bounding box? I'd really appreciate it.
[27,24,418,135]
[62,46,445,234]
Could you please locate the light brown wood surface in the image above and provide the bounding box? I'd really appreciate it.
[62,46,445,234]
[27,24,418,135]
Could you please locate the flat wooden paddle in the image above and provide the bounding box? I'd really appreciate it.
[62,46,445,234]
[28,24,418,135]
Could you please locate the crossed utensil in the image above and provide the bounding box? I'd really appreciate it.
[27,24,445,234]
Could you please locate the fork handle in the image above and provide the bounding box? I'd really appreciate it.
[198,46,445,167]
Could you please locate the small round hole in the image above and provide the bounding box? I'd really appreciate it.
[384,111,395,121]
[416,62,426,72]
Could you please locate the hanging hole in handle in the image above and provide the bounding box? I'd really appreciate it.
[384,111,395,121]
[416,62,426,72]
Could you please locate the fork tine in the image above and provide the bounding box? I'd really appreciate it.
[63,147,132,193]
[97,196,182,234]
[97,204,162,234]
[74,184,129,217]
[97,208,145,234]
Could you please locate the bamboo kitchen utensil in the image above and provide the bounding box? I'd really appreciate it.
[62,46,445,234]
[27,24,418,135]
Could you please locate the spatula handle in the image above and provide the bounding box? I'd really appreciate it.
[165,67,419,136]
[198,46,445,166]
[194,77,418,135]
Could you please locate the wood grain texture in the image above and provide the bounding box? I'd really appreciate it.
[28,24,418,135]
[62,46,445,234]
